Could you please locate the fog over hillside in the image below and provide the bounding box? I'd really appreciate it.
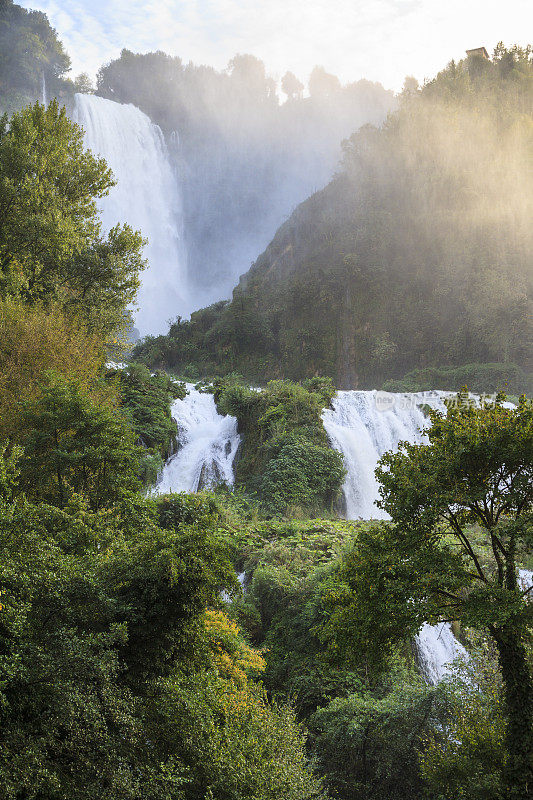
[93,52,395,321]
[134,46,533,390]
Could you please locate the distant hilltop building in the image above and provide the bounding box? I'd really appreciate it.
[466,47,489,59]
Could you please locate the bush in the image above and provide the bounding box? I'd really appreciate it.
[260,434,345,517]
[155,673,326,800]
[110,362,185,461]
[216,378,345,516]
[0,298,107,441]
[309,684,437,800]
[420,643,506,800]
[20,373,142,510]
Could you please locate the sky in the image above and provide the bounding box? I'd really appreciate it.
[20,0,533,92]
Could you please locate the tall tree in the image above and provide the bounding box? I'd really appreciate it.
[0,0,70,103]
[21,374,141,510]
[281,71,304,101]
[0,100,145,334]
[308,66,341,98]
[327,394,533,798]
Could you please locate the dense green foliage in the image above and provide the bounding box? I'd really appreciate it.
[134,44,532,389]
[309,683,437,800]
[0,98,154,497]
[230,515,441,798]
[228,467,532,800]
[19,373,142,509]
[0,0,71,112]
[0,98,154,500]
[420,643,507,800]
[0,453,325,799]
[214,377,345,516]
[0,100,145,337]
[325,393,533,797]
[108,363,186,485]
[0,81,332,798]
[0,296,108,441]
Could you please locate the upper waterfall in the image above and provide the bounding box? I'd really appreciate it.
[73,93,187,335]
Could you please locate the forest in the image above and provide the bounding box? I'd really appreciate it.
[0,1,532,798]
[135,45,533,392]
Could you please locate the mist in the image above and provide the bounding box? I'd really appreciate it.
[91,52,395,331]
[132,45,532,390]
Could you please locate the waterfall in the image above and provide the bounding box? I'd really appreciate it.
[73,93,187,335]
[415,572,531,684]
[413,623,468,685]
[322,389,470,682]
[519,569,533,593]
[41,73,47,106]
[153,386,240,494]
[322,390,447,519]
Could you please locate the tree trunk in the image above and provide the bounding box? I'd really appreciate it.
[493,624,533,799]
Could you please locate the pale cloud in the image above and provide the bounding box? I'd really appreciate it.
[20,0,532,90]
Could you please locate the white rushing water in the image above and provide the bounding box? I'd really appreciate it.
[322,390,447,519]
[416,571,532,685]
[322,389,469,682]
[519,569,533,593]
[154,386,240,495]
[73,93,187,335]
[414,623,468,685]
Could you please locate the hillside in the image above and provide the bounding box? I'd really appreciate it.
[94,51,395,308]
[135,45,533,391]
[0,6,532,795]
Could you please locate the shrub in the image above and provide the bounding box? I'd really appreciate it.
[0,298,107,440]
[216,378,345,516]
[309,684,437,800]
[260,434,345,517]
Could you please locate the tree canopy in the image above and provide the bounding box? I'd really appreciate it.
[0,101,145,335]
[326,393,533,798]
[0,0,70,109]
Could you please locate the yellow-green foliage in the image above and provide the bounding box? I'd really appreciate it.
[204,608,265,686]
[0,298,109,440]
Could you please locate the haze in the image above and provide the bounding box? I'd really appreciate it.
[20,0,532,91]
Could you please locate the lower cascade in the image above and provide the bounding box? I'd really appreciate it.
[155,387,522,684]
[322,389,464,682]
[414,623,468,685]
[154,386,240,494]
[322,390,446,520]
